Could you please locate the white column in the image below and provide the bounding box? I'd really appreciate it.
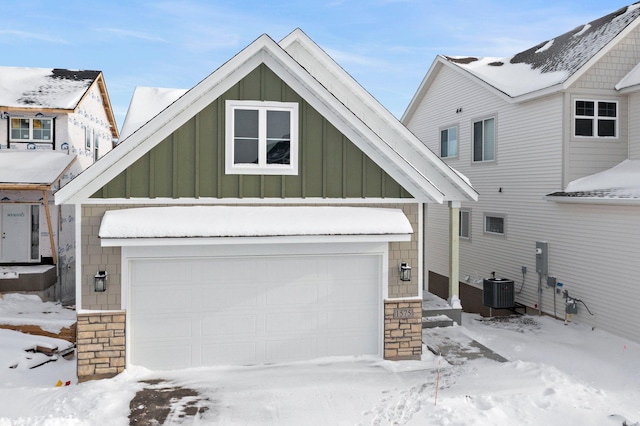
[448,201,461,308]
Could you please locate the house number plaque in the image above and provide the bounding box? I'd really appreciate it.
[393,308,414,319]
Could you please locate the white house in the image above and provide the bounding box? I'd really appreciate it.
[402,2,640,342]
[55,29,477,381]
[0,67,118,303]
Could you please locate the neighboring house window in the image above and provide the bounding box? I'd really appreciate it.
[85,127,93,150]
[440,126,458,158]
[472,117,495,162]
[459,208,470,239]
[225,100,299,175]
[10,117,53,142]
[484,213,505,236]
[574,100,617,138]
[94,134,100,162]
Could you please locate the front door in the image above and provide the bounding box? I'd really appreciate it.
[1,205,34,263]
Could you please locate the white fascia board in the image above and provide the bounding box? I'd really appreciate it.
[100,233,412,247]
[55,36,273,205]
[281,35,477,202]
[75,197,418,205]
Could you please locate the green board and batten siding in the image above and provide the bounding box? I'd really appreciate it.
[93,64,411,200]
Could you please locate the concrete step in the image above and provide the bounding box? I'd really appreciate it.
[422,314,455,329]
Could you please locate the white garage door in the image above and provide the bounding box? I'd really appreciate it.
[129,252,382,370]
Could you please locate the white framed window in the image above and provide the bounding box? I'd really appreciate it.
[574,99,617,138]
[459,208,471,239]
[10,117,53,142]
[472,117,495,162]
[225,100,299,175]
[484,213,505,236]
[440,125,458,158]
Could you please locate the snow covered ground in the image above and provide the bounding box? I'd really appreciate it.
[0,295,639,425]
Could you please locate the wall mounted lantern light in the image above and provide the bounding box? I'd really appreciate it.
[399,262,412,282]
[94,270,107,292]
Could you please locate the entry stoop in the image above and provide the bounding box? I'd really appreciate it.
[422,292,462,329]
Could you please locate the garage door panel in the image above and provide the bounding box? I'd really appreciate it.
[134,316,193,340]
[326,308,378,329]
[202,342,257,365]
[265,338,318,363]
[133,344,193,370]
[327,281,377,304]
[201,284,258,309]
[202,314,257,336]
[130,253,382,369]
[266,284,320,305]
[265,312,319,333]
[133,287,193,313]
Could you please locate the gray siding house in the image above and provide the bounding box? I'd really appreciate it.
[403,3,640,343]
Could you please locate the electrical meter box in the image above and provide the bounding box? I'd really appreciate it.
[536,241,548,275]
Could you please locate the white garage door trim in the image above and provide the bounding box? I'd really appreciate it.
[122,242,389,369]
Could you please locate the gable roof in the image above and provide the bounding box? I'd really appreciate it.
[404,2,640,119]
[0,66,119,139]
[118,86,188,141]
[55,29,477,205]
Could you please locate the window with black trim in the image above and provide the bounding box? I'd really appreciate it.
[225,100,299,175]
[10,117,53,142]
[440,125,458,158]
[575,100,617,138]
[473,117,495,162]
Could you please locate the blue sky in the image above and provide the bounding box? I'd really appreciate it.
[1,0,634,130]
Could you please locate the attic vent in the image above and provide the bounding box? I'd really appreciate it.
[488,61,504,66]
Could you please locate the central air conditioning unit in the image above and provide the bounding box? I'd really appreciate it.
[483,277,515,309]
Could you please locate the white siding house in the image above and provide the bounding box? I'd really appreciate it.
[403,3,640,342]
[0,67,118,303]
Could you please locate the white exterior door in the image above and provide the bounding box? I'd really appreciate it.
[1,205,32,263]
[128,248,383,370]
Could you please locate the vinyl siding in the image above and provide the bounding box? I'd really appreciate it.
[406,62,640,343]
[629,92,640,159]
[563,25,640,184]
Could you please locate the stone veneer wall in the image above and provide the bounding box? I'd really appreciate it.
[383,299,422,360]
[76,311,125,382]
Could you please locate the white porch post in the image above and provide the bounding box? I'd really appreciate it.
[448,201,461,307]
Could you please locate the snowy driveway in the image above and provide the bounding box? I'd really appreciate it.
[2,313,640,425]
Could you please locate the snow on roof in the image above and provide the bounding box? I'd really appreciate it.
[119,86,188,141]
[0,151,76,185]
[548,159,640,199]
[99,206,413,239]
[0,67,100,110]
[446,3,640,97]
